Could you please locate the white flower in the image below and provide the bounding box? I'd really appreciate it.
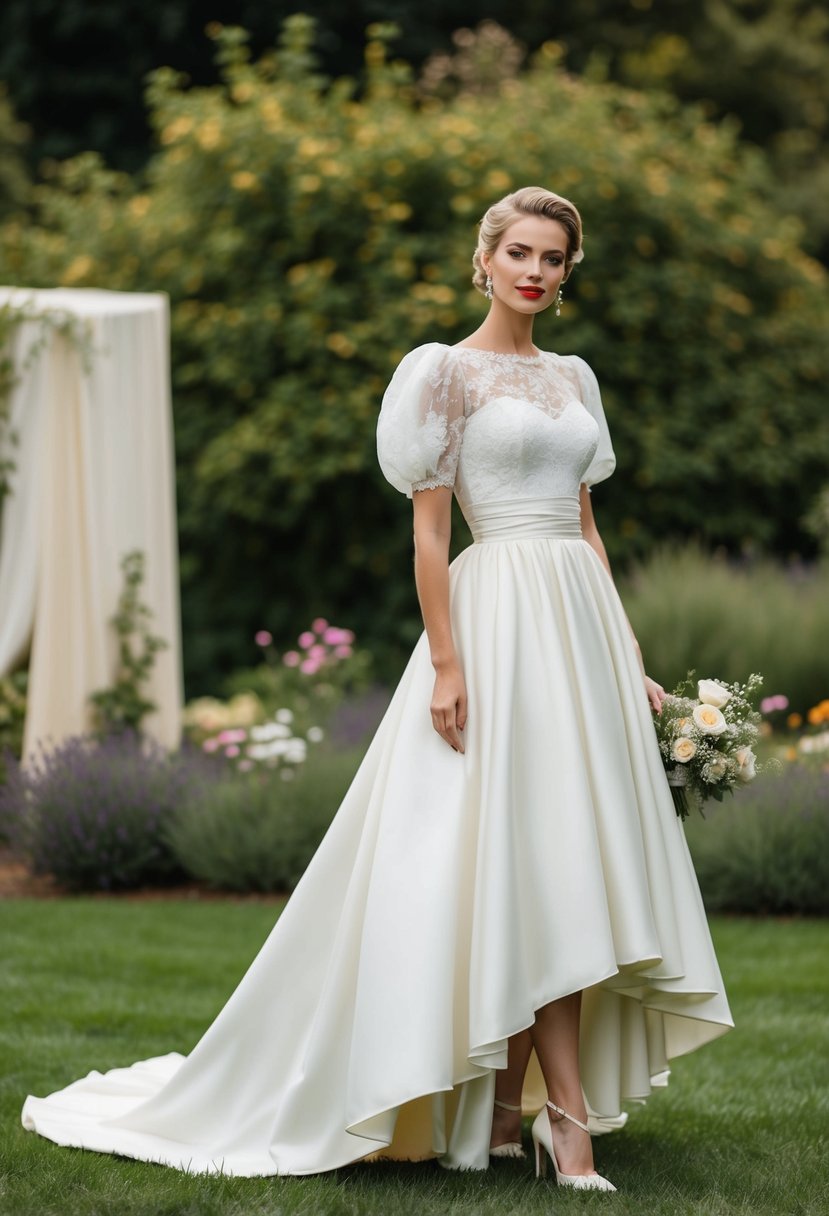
[697,679,732,709]
[707,755,728,780]
[693,704,728,735]
[799,731,829,755]
[250,722,291,742]
[307,726,324,743]
[275,708,294,724]
[671,737,697,763]
[283,740,308,763]
[735,746,757,781]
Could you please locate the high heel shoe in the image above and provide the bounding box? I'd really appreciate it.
[531,1100,616,1191]
[489,1098,526,1159]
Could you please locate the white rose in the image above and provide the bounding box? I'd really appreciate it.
[735,746,757,781]
[693,704,728,735]
[707,755,728,779]
[698,679,732,708]
[671,737,697,763]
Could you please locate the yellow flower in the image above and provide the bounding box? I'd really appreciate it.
[62,255,94,285]
[231,171,258,192]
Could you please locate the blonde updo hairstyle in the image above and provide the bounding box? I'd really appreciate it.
[472,185,583,296]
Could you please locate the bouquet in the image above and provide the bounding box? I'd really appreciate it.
[654,671,769,820]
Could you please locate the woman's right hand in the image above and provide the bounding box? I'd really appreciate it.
[430,659,468,753]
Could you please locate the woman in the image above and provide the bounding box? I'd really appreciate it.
[22,187,732,1189]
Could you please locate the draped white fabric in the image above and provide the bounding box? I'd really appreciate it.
[0,288,183,757]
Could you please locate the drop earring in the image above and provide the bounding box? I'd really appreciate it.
[555,286,564,316]
[485,274,493,300]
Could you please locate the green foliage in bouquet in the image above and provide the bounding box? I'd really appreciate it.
[655,670,778,819]
[2,18,827,692]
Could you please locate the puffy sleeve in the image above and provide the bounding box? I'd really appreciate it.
[570,355,616,488]
[376,343,466,498]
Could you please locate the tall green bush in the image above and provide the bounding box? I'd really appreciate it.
[684,763,829,916]
[2,20,826,692]
[620,546,829,715]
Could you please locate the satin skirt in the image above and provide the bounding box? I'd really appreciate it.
[21,495,733,1175]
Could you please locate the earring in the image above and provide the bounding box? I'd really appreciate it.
[485,273,493,300]
[555,286,563,316]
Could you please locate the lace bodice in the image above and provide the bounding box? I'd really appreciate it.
[376,343,615,515]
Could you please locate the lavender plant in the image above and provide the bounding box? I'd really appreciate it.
[0,731,216,891]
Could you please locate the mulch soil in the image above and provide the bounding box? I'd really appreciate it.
[0,847,285,902]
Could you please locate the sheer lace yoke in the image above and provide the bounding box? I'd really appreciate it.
[452,348,584,423]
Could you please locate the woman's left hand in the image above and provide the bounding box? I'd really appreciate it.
[643,674,667,714]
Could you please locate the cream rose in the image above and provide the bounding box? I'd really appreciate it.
[735,746,757,781]
[693,703,728,735]
[697,679,732,708]
[671,737,697,763]
[707,755,728,779]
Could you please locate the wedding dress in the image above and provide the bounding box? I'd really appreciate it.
[21,343,733,1175]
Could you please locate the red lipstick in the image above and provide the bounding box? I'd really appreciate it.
[517,287,544,299]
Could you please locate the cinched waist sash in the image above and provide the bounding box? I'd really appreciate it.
[463,495,583,543]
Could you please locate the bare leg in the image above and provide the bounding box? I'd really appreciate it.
[529,991,597,1176]
[489,1029,532,1150]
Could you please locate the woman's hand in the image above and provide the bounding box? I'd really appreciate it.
[644,674,667,714]
[431,659,468,753]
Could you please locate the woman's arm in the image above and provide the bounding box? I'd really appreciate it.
[411,486,468,752]
[579,484,666,714]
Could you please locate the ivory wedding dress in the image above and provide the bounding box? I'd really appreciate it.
[21,343,733,1175]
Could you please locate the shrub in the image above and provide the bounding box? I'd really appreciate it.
[164,743,362,892]
[0,732,213,891]
[621,545,829,716]
[1,20,826,692]
[684,764,829,916]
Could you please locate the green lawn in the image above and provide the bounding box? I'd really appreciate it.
[1,903,827,1216]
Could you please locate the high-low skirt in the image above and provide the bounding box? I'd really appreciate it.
[22,495,733,1175]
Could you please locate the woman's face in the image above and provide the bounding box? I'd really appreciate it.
[482,215,569,315]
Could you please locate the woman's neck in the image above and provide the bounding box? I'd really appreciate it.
[460,304,538,356]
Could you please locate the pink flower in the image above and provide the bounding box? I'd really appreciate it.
[300,657,321,675]
[761,694,790,714]
[202,738,220,752]
[309,643,327,660]
[254,630,272,647]
[311,617,329,633]
[282,650,300,667]
[225,744,240,758]
[323,625,355,646]
[298,630,316,649]
[334,644,353,659]
[218,728,247,744]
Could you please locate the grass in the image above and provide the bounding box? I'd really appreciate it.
[1,903,827,1216]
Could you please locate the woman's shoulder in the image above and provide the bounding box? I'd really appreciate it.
[386,342,463,389]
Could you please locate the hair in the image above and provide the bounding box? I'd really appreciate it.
[471,185,583,295]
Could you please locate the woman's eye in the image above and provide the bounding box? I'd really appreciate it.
[508,249,524,258]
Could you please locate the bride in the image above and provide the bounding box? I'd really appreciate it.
[22,186,732,1191]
